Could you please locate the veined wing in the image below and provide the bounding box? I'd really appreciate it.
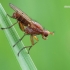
[9,3,32,24]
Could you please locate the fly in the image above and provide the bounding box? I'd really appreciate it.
[1,3,54,56]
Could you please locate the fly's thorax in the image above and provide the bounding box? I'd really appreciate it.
[24,27,32,34]
[24,26,42,35]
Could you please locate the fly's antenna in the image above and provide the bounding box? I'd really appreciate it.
[50,32,54,35]
[50,31,55,35]
[46,31,54,35]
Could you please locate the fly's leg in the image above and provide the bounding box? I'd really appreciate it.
[19,22,25,31]
[6,14,14,18]
[13,22,25,47]
[27,35,37,54]
[0,21,18,30]
[18,35,38,56]
[28,35,39,54]
[13,33,26,47]
[18,46,30,56]
[28,42,37,54]
[18,42,37,56]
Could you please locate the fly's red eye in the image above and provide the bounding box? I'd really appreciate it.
[44,33,48,37]
[43,31,48,37]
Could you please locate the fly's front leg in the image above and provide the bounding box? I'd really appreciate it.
[28,42,37,54]
[28,35,39,53]
[18,35,38,56]
[18,42,37,56]
[18,46,30,56]
[0,21,18,30]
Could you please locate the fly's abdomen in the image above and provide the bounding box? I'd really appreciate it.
[18,16,30,26]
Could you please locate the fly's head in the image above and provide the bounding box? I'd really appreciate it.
[42,30,54,40]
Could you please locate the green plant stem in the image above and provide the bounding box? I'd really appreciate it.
[0,3,37,70]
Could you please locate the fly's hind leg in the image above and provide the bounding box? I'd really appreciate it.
[0,14,18,30]
[6,14,14,18]
[0,21,18,30]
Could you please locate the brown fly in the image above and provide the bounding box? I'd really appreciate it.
[1,3,54,56]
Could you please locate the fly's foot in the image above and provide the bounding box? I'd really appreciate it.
[13,44,16,47]
[0,28,5,30]
[17,46,29,56]
[17,46,32,56]
[28,46,32,54]
[17,42,37,56]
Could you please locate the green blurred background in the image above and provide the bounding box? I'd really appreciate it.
[0,0,70,70]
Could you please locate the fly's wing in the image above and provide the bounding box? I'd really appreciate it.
[9,3,32,25]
